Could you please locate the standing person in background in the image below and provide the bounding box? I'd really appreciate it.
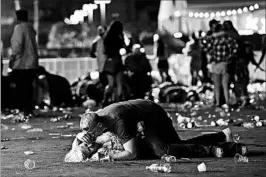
[102,21,125,106]
[235,42,262,107]
[155,37,172,83]
[256,34,266,71]
[90,26,107,85]
[205,24,238,110]
[183,32,202,86]
[9,9,39,115]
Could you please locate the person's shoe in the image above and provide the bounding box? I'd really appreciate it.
[215,106,223,112]
[222,128,234,142]
[210,146,224,158]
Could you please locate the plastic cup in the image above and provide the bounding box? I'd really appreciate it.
[197,162,206,172]
[24,159,35,170]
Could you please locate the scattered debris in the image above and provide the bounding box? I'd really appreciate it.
[24,151,34,155]
[197,162,206,172]
[26,128,43,133]
[24,159,36,170]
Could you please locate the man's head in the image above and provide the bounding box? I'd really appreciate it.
[80,112,105,136]
[209,19,219,33]
[16,9,28,22]
[97,26,106,37]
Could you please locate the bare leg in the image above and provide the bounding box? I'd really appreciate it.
[222,73,230,105]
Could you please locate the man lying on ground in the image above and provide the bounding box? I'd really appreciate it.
[73,99,247,161]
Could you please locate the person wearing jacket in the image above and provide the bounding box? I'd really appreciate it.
[9,9,39,114]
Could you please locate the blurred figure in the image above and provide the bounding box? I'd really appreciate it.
[183,32,202,86]
[205,24,238,109]
[201,19,220,83]
[102,21,125,105]
[124,44,152,98]
[91,26,107,85]
[235,42,261,107]
[9,9,39,114]
[256,34,266,71]
[223,20,239,39]
[155,37,172,83]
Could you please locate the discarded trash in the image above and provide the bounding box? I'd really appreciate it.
[255,121,263,127]
[234,153,249,163]
[233,134,240,141]
[49,133,61,136]
[51,125,69,129]
[161,154,177,163]
[50,118,59,122]
[181,158,190,161]
[253,116,260,122]
[210,121,216,127]
[66,122,74,126]
[21,124,32,130]
[12,137,25,140]
[61,134,74,137]
[187,122,194,129]
[1,138,10,142]
[24,159,36,170]
[197,162,206,172]
[24,151,34,155]
[26,128,43,133]
[179,123,186,129]
[242,122,255,129]
[1,146,8,150]
[146,163,171,173]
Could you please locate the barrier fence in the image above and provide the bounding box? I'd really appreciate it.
[2,51,265,85]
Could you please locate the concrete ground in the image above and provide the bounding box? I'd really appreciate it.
[1,102,266,177]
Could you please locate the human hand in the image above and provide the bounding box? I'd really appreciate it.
[76,132,94,144]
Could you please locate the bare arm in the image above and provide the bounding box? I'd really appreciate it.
[109,138,137,161]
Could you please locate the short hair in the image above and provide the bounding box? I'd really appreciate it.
[214,23,222,33]
[209,19,219,28]
[80,112,99,131]
[16,9,28,21]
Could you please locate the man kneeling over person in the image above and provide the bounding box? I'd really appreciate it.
[69,99,247,161]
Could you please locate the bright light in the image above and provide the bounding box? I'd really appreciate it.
[119,48,126,55]
[153,34,159,42]
[94,0,111,4]
[237,8,242,14]
[201,31,206,37]
[232,10,237,15]
[90,71,100,80]
[216,12,221,17]
[188,12,194,17]
[243,7,248,12]
[210,12,215,18]
[249,5,254,11]
[199,12,204,18]
[254,4,259,9]
[194,12,199,18]
[174,11,181,17]
[221,11,226,16]
[83,4,98,11]
[245,15,259,30]
[226,10,232,15]
[204,12,209,18]
[174,32,183,38]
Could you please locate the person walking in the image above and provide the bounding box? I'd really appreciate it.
[9,9,39,115]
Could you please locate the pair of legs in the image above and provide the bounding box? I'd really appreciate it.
[138,115,245,158]
[158,60,172,83]
[211,62,230,106]
[103,71,123,104]
[9,69,37,114]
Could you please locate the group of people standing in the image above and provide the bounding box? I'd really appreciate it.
[184,19,265,109]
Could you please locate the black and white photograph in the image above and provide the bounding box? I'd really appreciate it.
[1,0,266,176]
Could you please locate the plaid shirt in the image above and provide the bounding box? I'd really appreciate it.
[203,33,238,63]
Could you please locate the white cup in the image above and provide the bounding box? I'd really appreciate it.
[197,162,206,172]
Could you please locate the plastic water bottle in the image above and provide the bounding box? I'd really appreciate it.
[161,154,177,163]
[24,159,36,170]
[146,163,171,173]
[234,153,249,163]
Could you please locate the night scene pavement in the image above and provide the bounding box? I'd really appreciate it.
[1,100,266,177]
